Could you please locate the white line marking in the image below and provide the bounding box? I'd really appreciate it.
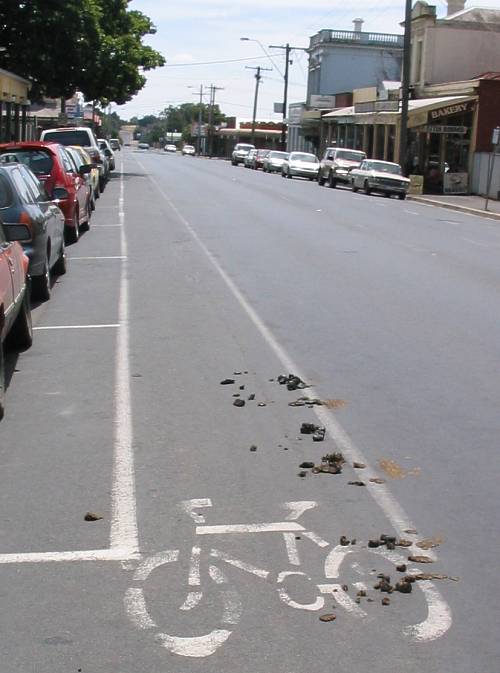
[353,581,368,592]
[179,498,212,523]
[0,547,137,564]
[156,630,232,658]
[318,584,367,617]
[461,236,491,248]
[197,522,304,535]
[283,533,300,565]
[69,256,127,260]
[209,565,228,584]
[133,550,179,581]
[283,501,317,520]
[124,588,156,629]
[92,224,122,226]
[110,159,139,553]
[180,591,203,611]
[210,549,269,579]
[277,572,324,611]
[33,324,119,331]
[222,590,243,624]
[302,531,330,548]
[404,210,419,215]
[403,581,452,642]
[188,546,201,586]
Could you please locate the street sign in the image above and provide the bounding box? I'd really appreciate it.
[424,125,467,135]
[274,103,284,114]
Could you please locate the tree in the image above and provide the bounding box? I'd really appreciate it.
[0,0,164,107]
[79,1,165,105]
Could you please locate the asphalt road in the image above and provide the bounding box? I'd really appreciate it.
[0,149,499,672]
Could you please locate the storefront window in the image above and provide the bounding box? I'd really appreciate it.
[387,125,395,162]
[375,125,385,160]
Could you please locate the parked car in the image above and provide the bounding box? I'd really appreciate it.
[109,138,121,151]
[64,146,94,214]
[0,163,66,301]
[281,152,320,180]
[137,142,150,150]
[69,145,100,209]
[262,151,289,173]
[231,143,255,166]
[318,147,366,188]
[182,145,195,156]
[253,149,270,170]
[244,149,257,168]
[0,141,91,244]
[164,144,177,153]
[0,215,33,421]
[350,159,410,199]
[98,139,115,171]
[40,126,107,193]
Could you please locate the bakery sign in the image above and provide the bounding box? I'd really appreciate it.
[428,100,475,122]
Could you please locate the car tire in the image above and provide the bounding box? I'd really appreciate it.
[364,181,371,195]
[287,172,292,179]
[81,200,91,232]
[53,239,67,276]
[398,193,406,200]
[318,174,325,186]
[65,212,79,245]
[6,286,33,351]
[90,190,96,211]
[94,182,100,200]
[231,160,237,166]
[352,184,358,193]
[328,173,337,188]
[99,175,106,192]
[32,251,51,302]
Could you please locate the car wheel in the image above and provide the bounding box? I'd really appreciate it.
[32,251,51,302]
[318,173,325,186]
[287,172,292,179]
[6,285,33,351]
[352,183,358,193]
[90,190,96,211]
[53,238,67,276]
[398,193,406,200]
[231,160,237,166]
[99,175,106,192]
[94,182,100,200]
[65,212,79,245]
[81,200,91,232]
[328,173,337,188]
[364,181,371,195]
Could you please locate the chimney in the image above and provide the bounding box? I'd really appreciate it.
[353,18,364,33]
[447,0,465,15]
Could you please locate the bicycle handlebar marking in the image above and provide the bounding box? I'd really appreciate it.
[197,522,305,535]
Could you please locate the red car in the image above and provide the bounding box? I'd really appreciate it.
[0,141,92,244]
[0,216,32,421]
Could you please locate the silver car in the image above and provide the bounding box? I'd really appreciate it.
[262,151,289,173]
[231,143,255,166]
[350,160,410,199]
[281,152,319,180]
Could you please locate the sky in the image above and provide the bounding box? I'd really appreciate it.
[116,0,500,122]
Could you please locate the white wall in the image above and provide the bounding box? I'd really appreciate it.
[424,26,500,85]
[472,151,500,198]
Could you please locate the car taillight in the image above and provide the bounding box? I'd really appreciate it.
[19,210,33,229]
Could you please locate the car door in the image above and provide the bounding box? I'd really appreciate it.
[0,219,16,337]
[59,147,87,224]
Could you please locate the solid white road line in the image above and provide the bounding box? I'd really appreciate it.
[0,547,138,564]
[109,160,139,554]
[33,324,119,331]
[69,256,127,260]
[196,522,305,535]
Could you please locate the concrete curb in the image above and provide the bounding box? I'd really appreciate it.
[407,195,500,221]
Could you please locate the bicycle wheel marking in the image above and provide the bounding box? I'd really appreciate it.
[188,546,201,586]
[155,630,233,658]
[277,572,325,611]
[283,533,301,566]
[403,581,452,643]
[210,549,269,579]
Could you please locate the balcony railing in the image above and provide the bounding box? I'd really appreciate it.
[310,29,404,49]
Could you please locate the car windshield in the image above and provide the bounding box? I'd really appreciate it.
[291,153,318,163]
[269,152,288,159]
[366,161,402,175]
[43,130,91,146]
[0,149,53,175]
[336,150,365,162]
[236,145,254,151]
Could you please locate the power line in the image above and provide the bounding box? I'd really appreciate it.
[162,55,271,68]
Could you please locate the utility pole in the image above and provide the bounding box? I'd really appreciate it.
[269,43,308,151]
[399,0,413,175]
[246,66,272,146]
[191,85,210,155]
[207,83,224,158]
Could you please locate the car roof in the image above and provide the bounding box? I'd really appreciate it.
[0,141,60,154]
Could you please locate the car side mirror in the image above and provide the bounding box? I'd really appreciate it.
[78,164,92,176]
[104,149,112,157]
[4,223,32,242]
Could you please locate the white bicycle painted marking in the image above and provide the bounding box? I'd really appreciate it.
[124,499,452,658]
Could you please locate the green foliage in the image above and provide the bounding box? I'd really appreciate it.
[0,0,165,104]
[133,104,226,145]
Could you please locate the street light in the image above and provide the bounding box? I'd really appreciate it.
[240,38,283,76]
[269,43,308,150]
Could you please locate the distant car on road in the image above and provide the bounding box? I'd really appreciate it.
[0,215,33,421]
[98,139,115,171]
[318,147,366,188]
[350,160,410,199]
[231,143,255,166]
[109,138,121,151]
[253,149,270,170]
[282,152,320,180]
[262,151,289,173]
[137,142,150,150]
[244,149,258,169]
[182,145,195,156]
[164,144,177,153]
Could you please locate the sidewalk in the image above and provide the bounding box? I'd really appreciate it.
[408,193,500,221]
